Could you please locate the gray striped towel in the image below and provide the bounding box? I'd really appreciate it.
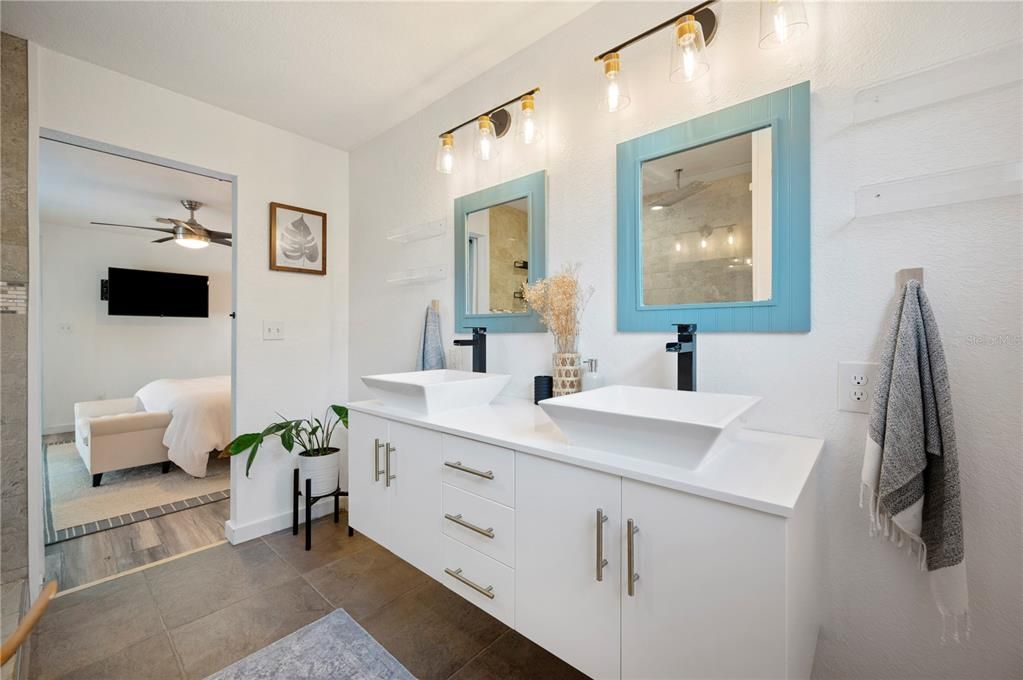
[861,279,968,642]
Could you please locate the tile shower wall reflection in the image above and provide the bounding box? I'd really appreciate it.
[640,128,772,306]
[466,198,528,314]
[488,203,528,312]
[643,172,753,304]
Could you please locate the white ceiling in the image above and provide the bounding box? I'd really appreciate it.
[40,139,233,241]
[3,1,594,151]
[642,131,753,195]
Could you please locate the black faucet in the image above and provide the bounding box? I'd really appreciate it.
[454,327,487,373]
[665,323,697,391]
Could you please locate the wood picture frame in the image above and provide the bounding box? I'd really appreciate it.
[269,202,327,275]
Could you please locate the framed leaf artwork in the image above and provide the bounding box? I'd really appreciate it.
[269,202,327,275]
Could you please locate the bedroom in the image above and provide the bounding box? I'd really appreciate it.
[38,138,234,585]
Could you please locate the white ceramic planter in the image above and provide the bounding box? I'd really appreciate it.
[298,448,341,496]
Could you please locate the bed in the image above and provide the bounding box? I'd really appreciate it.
[135,375,232,477]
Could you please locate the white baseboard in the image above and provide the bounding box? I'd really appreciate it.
[224,498,348,545]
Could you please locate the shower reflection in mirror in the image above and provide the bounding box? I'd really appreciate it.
[466,197,530,315]
[641,127,773,306]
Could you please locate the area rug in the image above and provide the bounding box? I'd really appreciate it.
[205,609,414,680]
[44,441,230,544]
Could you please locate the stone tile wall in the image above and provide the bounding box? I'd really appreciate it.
[1,32,30,590]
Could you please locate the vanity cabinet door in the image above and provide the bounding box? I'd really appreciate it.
[620,479,787,680]
[348,411,391,546]
[515,454,622,680]
[387,421,443,576]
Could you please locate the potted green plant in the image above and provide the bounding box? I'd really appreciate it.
[227,405,348,496]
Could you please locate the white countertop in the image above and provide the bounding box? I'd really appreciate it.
[348,396,823,518]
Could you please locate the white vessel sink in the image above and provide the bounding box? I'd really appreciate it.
[540,385,760,470]
[361,369,510,415]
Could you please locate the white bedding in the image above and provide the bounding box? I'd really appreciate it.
[136,375,231,477]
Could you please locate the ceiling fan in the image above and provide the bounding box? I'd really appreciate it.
[91,200,232,249]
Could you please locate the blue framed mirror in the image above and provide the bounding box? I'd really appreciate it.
[617,81,810,332]
[455,170,547,332]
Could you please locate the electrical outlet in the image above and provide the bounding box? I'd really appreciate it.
[838,361,879,413]
[262,320,285,341]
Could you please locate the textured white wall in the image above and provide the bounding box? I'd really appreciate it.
[36,47,350,542]
[40,223,233,431]
[350,2,1022,677]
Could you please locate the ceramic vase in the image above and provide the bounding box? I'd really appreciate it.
[552,352,582,397]
[298,447,341,496]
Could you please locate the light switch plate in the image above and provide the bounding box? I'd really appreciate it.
[838,361,879,413]
[262,320,284,341]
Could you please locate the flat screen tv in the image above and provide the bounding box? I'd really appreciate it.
[106,267,209,318]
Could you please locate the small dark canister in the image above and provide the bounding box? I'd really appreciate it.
[534,376,554,404]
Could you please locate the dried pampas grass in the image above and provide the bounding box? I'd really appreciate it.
[521,264,594,353]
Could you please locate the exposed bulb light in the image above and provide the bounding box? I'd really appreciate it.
[759,0,808,49]
[516,94,544,145]
[599,52,631,113]
[473,115,499,161]
[727,227,735,245]
[435,133,455,174]
[700,237,707,249]
[651,205,664,211]
[745,257,753,265]
[675,241,681,252]
[670,15,709,83]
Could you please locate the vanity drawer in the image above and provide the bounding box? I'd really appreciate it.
[442,483,515,568]
[440,535,515,627]
[441,435,514,507]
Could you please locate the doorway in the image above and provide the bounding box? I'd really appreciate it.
[34,130,237,590]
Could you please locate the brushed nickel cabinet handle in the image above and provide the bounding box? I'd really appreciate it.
[373,439,385,482]
[385,443,396,487]
[627,518,639,597]
[444,513,495,539]
[444,567,495,599]
[596,508,609,582]
[443,460,494,480]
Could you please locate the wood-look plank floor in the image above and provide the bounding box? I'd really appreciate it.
[45,498,229,591]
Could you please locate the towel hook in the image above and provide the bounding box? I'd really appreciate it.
[896,268,924,291]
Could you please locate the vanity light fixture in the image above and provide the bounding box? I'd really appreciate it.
[651,204,664,211]
[759,0,809,48]
[516,94,544,144]
[435,87,540,173]
[594,0,718,111]
[669,14,709,83]
[435,133,455,174]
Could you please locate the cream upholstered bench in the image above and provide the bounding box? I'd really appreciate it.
[74,397,173,487]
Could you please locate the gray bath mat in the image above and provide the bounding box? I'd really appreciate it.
[205,609,414,680]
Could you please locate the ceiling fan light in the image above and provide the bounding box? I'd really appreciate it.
[175,234,210,249]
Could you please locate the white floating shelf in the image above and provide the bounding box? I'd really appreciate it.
[854,41,1022,124]
[385,265,447,286]
[386,220,445,244]
[855,160,1022,218]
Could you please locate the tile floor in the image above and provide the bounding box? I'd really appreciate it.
[29,514,590,680]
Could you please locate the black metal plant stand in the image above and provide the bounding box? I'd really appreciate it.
[293,468,354,551]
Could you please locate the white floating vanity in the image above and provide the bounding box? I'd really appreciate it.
[348,378,822,680]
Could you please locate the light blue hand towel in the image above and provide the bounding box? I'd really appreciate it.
[416,306,446,371]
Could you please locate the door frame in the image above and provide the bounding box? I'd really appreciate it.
[27,126,238,597]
